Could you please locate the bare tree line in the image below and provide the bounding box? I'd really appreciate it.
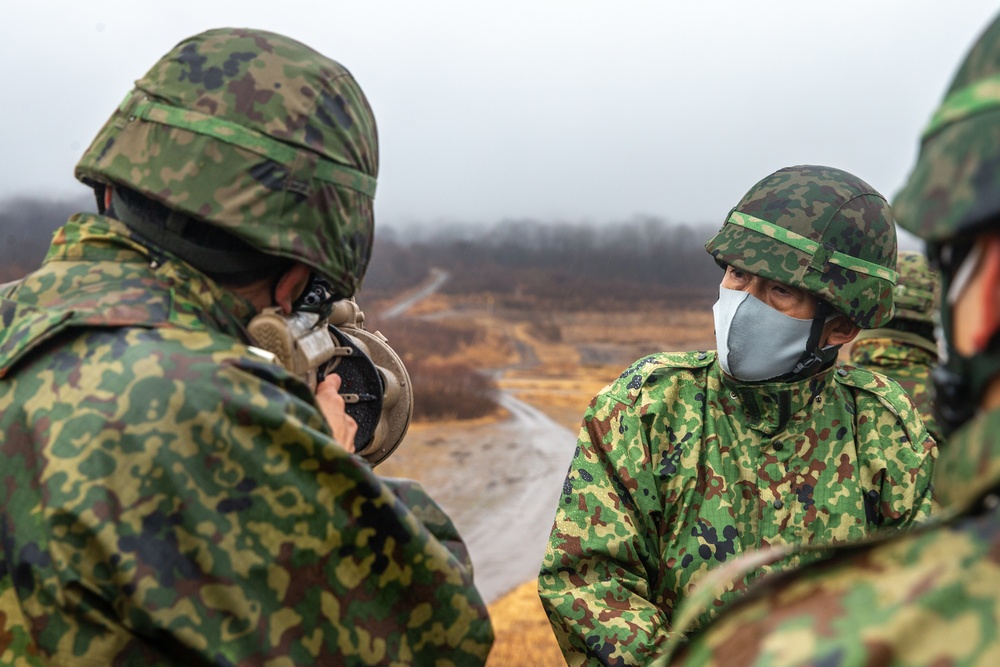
[1,196,723,297]
[0,194,93,280]
[364,216,723,306]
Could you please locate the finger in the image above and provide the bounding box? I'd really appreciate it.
[341,414,358,454]
[317,373,343,394]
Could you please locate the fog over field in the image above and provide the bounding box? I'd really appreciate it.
[1,1,997,240]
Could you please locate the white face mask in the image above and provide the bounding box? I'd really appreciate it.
[713,285,816,382]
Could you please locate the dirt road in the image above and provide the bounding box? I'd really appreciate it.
[380,268,450,319]
[380,397,576,603]
[375,270,579,602]
[456,393,576,602]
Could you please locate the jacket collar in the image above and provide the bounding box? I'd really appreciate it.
[0,214,258,378]
[718,361,833,436]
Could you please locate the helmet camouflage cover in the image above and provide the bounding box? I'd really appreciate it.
[892,250,941,325]
[893,14,1000,434]
[706,165,899,329]
[893,16,1000,243]
[75,28,378,298]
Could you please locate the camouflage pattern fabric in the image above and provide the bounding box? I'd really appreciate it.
[706,165,898,329]
[538,351,936,666]
[75,28,378,300]
[0,215,493,665]
[889,251,940,325]
[849,332,942,446]
[893,15,1000,245]
[660,406,1000,667]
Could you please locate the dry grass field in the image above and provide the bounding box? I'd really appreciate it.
[371,284,715,666]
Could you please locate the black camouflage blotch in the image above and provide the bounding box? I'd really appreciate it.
[235,478,257,493]
[250,161,287,191]
[95,136,115,163]
[587,636,625,665]
[177,44,256,90]
[796,484,815,507]
[619,356,657,380]
[217,497,253,513]
[966,150,1000,226]
[692,521,739,563]
[0,300,15,328]
[863,489,883,526]
[12,541,51,594]
[816,648,847,667]
[118,510,199,587]
[347,480,412,575]
[316,92,354,130]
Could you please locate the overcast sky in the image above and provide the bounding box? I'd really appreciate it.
[2,1,997,238]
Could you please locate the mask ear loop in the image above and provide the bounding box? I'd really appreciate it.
[786,300,837,380]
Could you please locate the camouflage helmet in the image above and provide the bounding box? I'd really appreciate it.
[706,165,899,329]
[75,28,378,298]
[892,251,941,325]
[892,14,1000,436]
[893,16,1000,243]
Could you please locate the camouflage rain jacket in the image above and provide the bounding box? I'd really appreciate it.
[0,215,493,666]
[849,330,942,446]
[539,350,936,666]
[661,404,1000,667]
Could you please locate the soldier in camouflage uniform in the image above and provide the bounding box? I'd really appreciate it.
[848,251,943,444]
[0,29,493,665]
[661,13,1000,667]
[538,165,937,666]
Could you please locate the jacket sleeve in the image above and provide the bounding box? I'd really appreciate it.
[855,377,939,528]
[42,350,493,665]
[874,427,938,528]
[538,390,669,667]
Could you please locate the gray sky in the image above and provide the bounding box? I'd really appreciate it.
[2,1,997,236]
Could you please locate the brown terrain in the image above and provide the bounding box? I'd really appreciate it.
[366,274,715,666]
[0,200,721,665]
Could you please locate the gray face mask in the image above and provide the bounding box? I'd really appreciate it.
[713,285,816,382]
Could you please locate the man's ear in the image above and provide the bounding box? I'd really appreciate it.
[103,185,114,212]
[274,263,312,315]
[821,314,861,348]
[969,235,1000,352]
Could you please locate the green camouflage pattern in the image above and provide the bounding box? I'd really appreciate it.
[707,165,898,329]
[894,17,1000,242]
[75,28,378,299]
[849,334,942,446]
[0,214,492,665]
[891,251,940,324]
[655,16,1000,666]
[538,350,936,666]
[659,406,1000,667]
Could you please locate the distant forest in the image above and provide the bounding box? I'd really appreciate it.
[0,195,723,306]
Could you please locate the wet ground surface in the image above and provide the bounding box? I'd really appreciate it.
[379,392,576,603]
[456,393,576,602]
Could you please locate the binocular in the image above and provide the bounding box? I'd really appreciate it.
[247,281,412,466]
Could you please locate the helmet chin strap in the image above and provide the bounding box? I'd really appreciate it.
[784,301,839,381]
